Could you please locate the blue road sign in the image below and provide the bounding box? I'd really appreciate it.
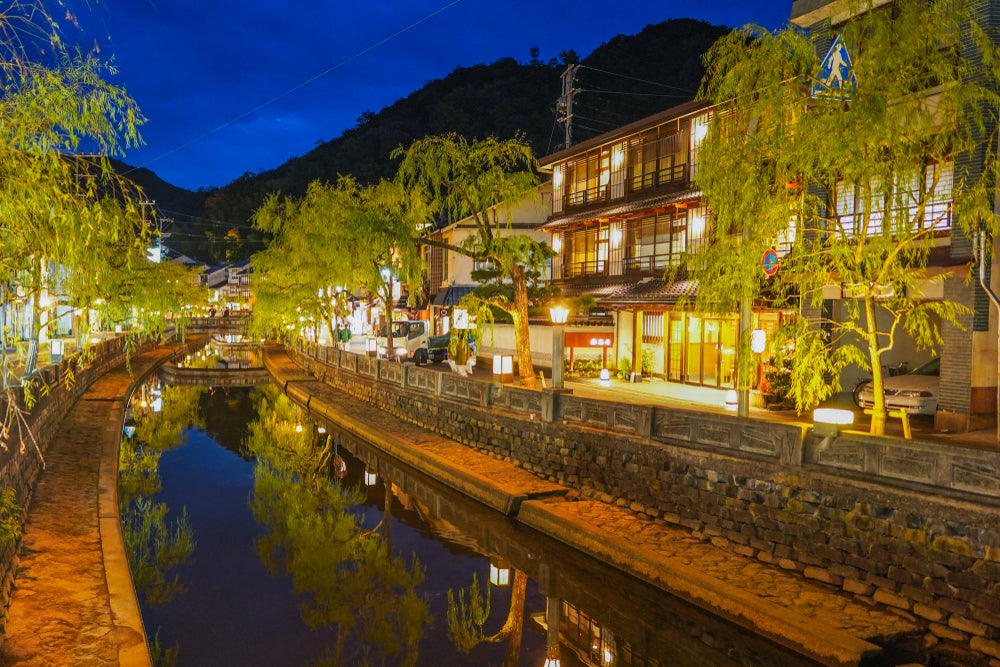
[811,34,856,101]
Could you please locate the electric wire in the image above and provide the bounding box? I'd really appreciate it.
[577,88,690,98]
[123,0,465,176]
[578,65,696,94]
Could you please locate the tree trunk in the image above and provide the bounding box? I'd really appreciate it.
[484,568,528,667]
[382,288,394,353]
[864,295,886,436]
[23,295,41,378]
[511,267,535,388]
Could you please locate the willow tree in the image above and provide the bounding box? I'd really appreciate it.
[695,0,1000,434]
[339,177,426,353]
[251,181,357,343]
[394,134,548,388]
[252,177,424,351]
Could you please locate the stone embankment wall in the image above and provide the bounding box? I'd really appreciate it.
[292,342,1000,658]
[0,334,176,639]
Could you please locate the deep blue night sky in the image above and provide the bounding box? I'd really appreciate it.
[65,0,792,191]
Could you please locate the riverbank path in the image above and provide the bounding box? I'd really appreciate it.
[2,338,201,667]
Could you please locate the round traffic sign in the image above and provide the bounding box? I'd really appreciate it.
[762,249,779,276]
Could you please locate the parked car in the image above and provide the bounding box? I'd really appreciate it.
[856,357,940,415]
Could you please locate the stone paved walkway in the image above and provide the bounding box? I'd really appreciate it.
[267,345,921,667]
[2,339,199,667]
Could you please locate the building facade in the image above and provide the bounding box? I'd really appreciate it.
[538,103,791,391]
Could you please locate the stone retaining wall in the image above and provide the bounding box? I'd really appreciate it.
[0,333,179,640]
[292,342,1000,655]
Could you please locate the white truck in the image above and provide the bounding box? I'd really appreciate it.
[376,320,451,365]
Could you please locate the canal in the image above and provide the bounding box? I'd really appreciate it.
[119,373,824,667]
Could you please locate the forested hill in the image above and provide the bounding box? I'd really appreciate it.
[157,18,730,263]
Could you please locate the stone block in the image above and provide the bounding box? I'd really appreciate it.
[873,588,911,610]
[843,578,875,596]
[971,637,1000,660]
[929,622,968,643]
[804,566,842,586]
[950,614,989,637]
[913,604,945,623]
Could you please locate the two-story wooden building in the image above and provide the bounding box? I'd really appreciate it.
[538,102,789,391]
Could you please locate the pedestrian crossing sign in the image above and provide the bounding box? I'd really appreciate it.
[811,35,856,101]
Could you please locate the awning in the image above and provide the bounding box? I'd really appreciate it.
[432,285,476,307]
[542,190,701,229]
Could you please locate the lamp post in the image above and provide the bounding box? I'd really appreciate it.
[549,305,569,390]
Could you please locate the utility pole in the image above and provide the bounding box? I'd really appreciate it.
[556,64,580,150]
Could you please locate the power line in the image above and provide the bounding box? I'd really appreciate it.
[577,88,690,99]
[155,207,254,230]
[124,0,465,176]
[571,114,620,128]
[578,65,696,94]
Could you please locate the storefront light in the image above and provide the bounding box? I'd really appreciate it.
[489,560,511,587]
[553,166,563,188]
[552,234,562,254]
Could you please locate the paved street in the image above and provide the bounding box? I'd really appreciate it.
[340,341,994,448]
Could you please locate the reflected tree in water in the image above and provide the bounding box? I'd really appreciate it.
[447,569,529,667]
[245,386,430,666]
[118,381,198,608]
[135,385,207,451]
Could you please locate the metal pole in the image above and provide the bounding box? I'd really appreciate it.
[974,231,1000,440]
[545,595,561,664]
[737,222,752,417]
[552,324,565,390]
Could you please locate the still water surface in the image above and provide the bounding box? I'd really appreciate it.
[120,380,817,667]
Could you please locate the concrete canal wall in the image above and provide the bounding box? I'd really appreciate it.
[292,341,1000,656]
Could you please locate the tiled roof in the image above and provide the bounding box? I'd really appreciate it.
[432,284,476,306]
[542,190,701,229]
[558,278,698,306]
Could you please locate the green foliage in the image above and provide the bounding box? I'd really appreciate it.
[149,628,179,667]
[118,438,162,507]
[617,354,632,378]
[119,380,198,606]
[251,176,425,347]
[446,572,491,654]
[121,498,196,606]
[133,386,206,451]
[0,488,25,547]
[695,0,1000,428]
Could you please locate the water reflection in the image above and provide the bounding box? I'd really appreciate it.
[243,385,430,666]
[120,384,201,613]
[122,380,823,667]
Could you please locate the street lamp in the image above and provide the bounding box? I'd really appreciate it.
[550,305,569,390]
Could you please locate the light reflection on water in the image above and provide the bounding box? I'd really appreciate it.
[120,380,819,667]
